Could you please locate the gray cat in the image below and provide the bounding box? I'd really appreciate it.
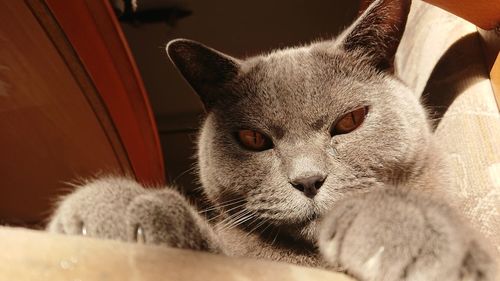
[47,0,497,280]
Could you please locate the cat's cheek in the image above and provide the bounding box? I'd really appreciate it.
[332,131,395,178]
[329,137,357,163]
[212,150,273,198]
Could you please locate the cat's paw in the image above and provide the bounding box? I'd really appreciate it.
[48,177,222,252]
[318,189,496,281]
[47,176,145,240]
[126,189,223,253]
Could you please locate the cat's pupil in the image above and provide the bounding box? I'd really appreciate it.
[252,132,260,144]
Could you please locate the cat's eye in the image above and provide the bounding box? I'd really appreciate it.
[237,130,273,151]
[331,107,368,136]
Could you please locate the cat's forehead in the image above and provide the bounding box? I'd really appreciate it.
[237,48,376,109]
[244,45,378,94]
[223,48,381,133]
[250,46,327,78]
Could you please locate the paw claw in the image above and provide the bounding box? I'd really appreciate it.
[81,225,87,236]
[135,225,145,244]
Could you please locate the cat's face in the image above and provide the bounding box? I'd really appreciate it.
[196,46,430,238]
[167,0,426,240]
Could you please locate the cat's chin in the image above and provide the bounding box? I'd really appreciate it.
[297,219,321,242]
[267,215,321,244]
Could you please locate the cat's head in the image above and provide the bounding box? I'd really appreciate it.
[167,0,428,240]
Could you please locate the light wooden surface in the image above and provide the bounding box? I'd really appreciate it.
[0,227,354,281]
[423,0,500,30]
[492,54,500,109]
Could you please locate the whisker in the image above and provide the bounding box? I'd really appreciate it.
[171,165,197,184]
[271,228,280,247]
[217,209,249,229]
[258,220,273,236]
[199,197,244,211]
[220,208,255,229]
[246,217,269,237]
[222,212,255,232]
[206,203,246,223]
[199,198,246,213]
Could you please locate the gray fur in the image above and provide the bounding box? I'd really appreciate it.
[48,0,496,280]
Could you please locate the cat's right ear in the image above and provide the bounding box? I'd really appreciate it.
[166,39,242,109]
[336,0,411,71]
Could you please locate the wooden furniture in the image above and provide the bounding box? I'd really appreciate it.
[0,227,354,281]
[0,0,165,226]
[422,0,500,30]
[423,0,500,108]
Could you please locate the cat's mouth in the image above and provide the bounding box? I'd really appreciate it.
[263,213,322,243]
[214,196,324,242]
[253,202,322,227]
[215,191,325,236]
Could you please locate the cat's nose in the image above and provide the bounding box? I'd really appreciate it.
[290,175,326,198]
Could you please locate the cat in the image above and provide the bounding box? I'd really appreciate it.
[47,0,497,280]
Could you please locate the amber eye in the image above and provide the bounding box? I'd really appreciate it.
[331,107,368,136]
[237,130,273,151]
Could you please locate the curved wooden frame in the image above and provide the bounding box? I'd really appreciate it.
[42,0,166,185]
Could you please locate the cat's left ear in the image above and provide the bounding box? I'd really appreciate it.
[166,39,242,109]
[338,0,411,71]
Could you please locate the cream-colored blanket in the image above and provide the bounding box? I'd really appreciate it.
[397,1,500,258]
[0,227,353,281]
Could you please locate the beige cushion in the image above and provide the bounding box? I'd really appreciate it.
[397,1,500,259]
[0,227,353,281]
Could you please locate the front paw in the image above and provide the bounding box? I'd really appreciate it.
[126,190,223,253]
[47,176,145,240]
[318,189,496,281]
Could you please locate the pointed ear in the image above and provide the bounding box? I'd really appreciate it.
[338,0,411,71]
[166,39,242,108]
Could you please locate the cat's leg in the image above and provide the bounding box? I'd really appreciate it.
[47,176,223,253]
[318,189,496,281]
